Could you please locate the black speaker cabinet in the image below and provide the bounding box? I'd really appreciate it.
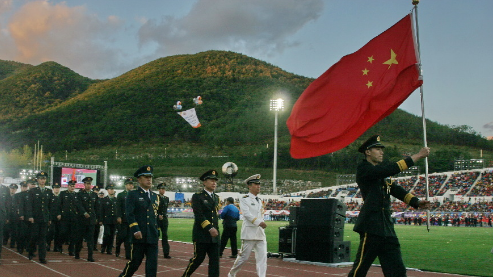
[289,206,300,226]
[300,198,346,216]
[296,236,351,263]
[298,199,346,227]
[278,226,296,254]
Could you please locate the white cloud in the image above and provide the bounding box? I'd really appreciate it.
[138,0,323,58]
[3,1,125,78]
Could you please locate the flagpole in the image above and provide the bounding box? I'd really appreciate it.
[413,0,430,232]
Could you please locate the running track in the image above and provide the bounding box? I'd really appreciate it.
[0,241,476,277]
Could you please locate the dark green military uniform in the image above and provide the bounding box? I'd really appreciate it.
[26,171,53,263]
[100,184,117,254]
[58,180,79,255]
[349,135,422,277]
[116,177,134,259]
[0,184,12,263]
[119,166,160,277]
[74,177,100,262]
[183,170,221,277]
[47,184,62,252]
[16,181,32,254]
[4,184,18,248]
[157,183,171,258]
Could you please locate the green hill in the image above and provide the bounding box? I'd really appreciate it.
[0,51,491,179]
[0,60,32,81]
[0,61,97,124]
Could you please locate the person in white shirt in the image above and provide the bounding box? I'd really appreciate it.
[228,174,267,277]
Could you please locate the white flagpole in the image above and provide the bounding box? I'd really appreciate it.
[413,0,430,232]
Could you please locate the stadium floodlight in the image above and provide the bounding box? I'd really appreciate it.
[269,98,284,195]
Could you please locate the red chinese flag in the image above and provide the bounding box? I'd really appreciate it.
[287,14,422,159]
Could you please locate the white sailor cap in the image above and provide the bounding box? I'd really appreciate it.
[244,174,261,185]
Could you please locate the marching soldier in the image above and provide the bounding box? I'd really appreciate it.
[74,177,100,262]
[115,177,135,259]
[100,184,117,255]
[182,170,221,277]
[0,181,12,264]
[58,180,79,255]
[93,186,103,251]
[156,182,171,258]
[348,135,431,277]
[26,171,53,264]
[3,183,18,248]
[17,179,36,255]
[15,182,28,254]
[117,166,161,277]
[228,174,268,277]
[47,183,62,252]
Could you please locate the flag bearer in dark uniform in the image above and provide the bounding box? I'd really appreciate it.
[100,184,117,255]
[116,177,135,259]
[156,182,171,258]
[0,180,12,264]
[26,171,53,264]
[4,183,18,248]
[348,135,431,277]
[47,183,62,252]
[182,170,221,277]
[74,177,100,262]
[118,165,161,277]
[58,180,78,255]
[17,179,35,255]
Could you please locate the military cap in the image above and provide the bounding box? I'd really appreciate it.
[134,165,153,178]
[358,135,385,153]
[105,184,115,190]
[99,191,105,195]
[36,171,48,178]
[92,186,100,191]
[199,169,219,181]
[156,183,166,189]
[9,183,18,189]
[67,180,76,186]
[245,174,261,185]
[20,181,27,187]
[26,179,36,185]
[52,183,61,188]
[82,177,93,183]
[124,177,135,185]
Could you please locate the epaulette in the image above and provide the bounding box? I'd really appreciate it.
[243,195,248,198]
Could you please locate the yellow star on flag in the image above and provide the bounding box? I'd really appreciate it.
[383,49,398,69]
[362,68,369,75]
[366,81,373,88]
[367,56,374,64]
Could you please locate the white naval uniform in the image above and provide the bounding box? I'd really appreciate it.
[228,193,267,277]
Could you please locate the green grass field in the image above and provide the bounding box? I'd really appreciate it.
[168,218,493,277]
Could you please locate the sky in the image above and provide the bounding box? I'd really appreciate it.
[0,0,492,138]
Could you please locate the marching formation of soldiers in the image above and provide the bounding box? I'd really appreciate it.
[1,170,171,266]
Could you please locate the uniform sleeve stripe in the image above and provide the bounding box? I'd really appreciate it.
[397,160,408,171]
[251,217,257,224]
[403,193,414,204]
[201,220,211,228]
[129,222,138,228]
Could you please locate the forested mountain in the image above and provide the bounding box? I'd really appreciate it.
[0,51,491,167]
[0,61,97,124]
[0,60,32,81]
